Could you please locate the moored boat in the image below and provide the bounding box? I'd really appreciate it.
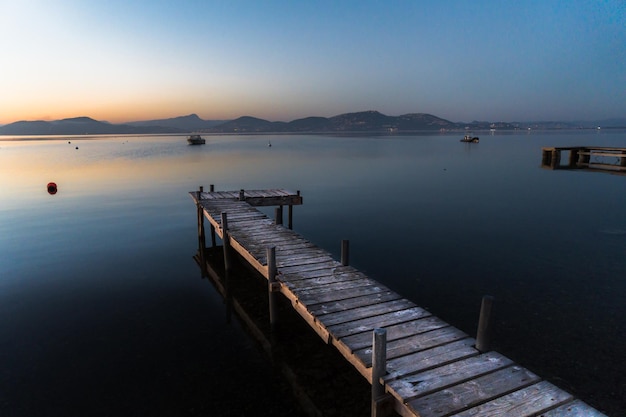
[187,134,206,145]
[460,134,479,143]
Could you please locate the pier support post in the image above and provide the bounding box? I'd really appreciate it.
[239,189,245,201]
[197,187,207,275]
[476,295,494,353]
[341,239,350,266]
[267,246,278,331]
[568,149,580,168]
[372,328,390,417]
[221,212,232,274]
[275,206,283,225]
[288,205,293,230]
[209,185,216,246]
[577,149,590,166]
[541,149,550,167]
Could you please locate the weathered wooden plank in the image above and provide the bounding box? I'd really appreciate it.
[339,316,446,353]
[242,190,265,197]
[318,299,417,327]
[236,234,310,250]
[294,277,379,298]
[283,272,368,291]
[225,213,273,222]
[262,189,285,197]
[408,365,540,417]
[278,260,342,275]
[356,326,469,366]
[277,244,329,255]
[384,338,478,382]
[539,399,607,416]
[342,314,450,354]
[306,291,404,316]
[298,284,391,306]
[276,254,336,268]
[271,239,318,249]
[327,307,430,339]
[281,265,361,282]
[244,195,303,207]
[447,381,573,417]
[386,352,514,402]
[235,234,305,249]
[577,151,626,158]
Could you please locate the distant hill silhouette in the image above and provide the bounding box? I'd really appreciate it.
[126,114,227,131]
[0,116,183,135]
[1,112,624,135]
[210,111,461,133]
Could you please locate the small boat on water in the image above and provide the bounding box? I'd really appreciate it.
[187,134,206,145]
[460,134,479,143]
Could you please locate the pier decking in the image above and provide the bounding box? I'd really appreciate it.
[190,188,607,417]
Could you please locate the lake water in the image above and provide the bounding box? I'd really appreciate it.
[1,131,624,416]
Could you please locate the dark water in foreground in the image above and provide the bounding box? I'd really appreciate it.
[0,131,625,416]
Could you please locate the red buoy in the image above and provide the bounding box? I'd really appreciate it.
[47,182,58,195]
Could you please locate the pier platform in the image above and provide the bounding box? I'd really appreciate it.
[190,187,607,417]
[542,146,626,175]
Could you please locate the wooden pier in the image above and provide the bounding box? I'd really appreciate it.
[542,146,626,175]
[190,187,607,417]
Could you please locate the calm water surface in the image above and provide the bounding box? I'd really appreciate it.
[1,131,625,416]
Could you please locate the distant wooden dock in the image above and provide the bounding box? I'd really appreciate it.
[190,187,607,417]
[542,146,626,175]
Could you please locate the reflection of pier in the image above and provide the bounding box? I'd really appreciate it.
[542,146,626,175]
[190,187,606,417]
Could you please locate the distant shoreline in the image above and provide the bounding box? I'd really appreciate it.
[1,127,624,141]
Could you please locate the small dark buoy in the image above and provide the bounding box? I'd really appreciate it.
[75,146,78,149]
[68,141,71,144]
[47,182,58,195]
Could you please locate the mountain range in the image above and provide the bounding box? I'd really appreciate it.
[1,112,624,135]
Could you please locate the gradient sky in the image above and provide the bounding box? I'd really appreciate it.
[1,0,624,124]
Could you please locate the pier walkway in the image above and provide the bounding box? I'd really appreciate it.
[190,187,606,417]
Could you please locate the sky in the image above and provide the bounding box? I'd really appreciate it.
[0,0,624,124]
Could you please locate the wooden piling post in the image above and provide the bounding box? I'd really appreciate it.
[209,185,216,246]
[197,187,207,275]
[239,189,245,201]
[275,206,283,225]
[568,149,579,168]
[287,190,300,230]
[341,239,350,266]
[371,328,387,417]
[267,246,278,331]
[221,212,232,273]
[541,149,551,167]
[551,149,561,167]
[476,295,494,353]
[197,188,206,249]
[288,205,293,230]
[578,148,590,166]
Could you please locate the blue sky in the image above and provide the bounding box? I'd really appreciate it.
[1,0,624,123]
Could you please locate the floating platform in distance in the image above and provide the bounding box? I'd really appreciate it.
[542,146,626,176]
